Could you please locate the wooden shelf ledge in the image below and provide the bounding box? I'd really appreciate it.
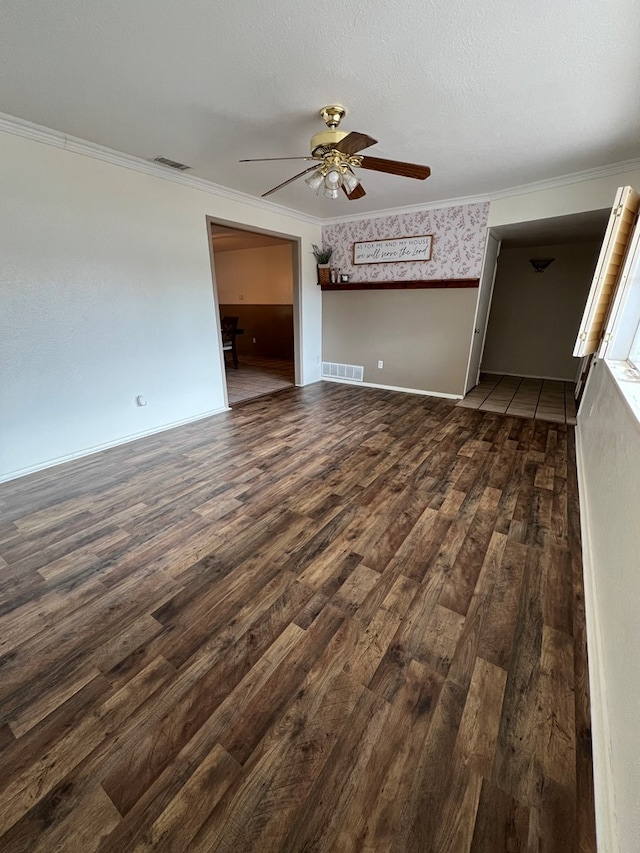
[320,278,479,291]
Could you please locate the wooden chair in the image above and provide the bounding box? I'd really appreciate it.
[221,315,240,369]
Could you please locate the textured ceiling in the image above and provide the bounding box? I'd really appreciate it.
[1,0,639,219]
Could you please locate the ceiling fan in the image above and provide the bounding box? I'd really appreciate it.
[240,104,431,201]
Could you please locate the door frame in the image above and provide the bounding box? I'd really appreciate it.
[205,216,302,408]
[463,230,501,393]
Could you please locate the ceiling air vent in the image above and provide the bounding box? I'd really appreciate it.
[150,156,191,171]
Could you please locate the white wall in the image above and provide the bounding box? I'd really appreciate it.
[0,130,321,481]
[214,244,293,304]
[577,360,640,853]
[482,242,600,380]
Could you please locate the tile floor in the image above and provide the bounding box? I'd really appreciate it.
[224,354,295,405]
[457,373,577,424]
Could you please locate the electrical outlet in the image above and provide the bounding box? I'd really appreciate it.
[239,294,244,301]
[252,337,256,344]
[377,360,384,369]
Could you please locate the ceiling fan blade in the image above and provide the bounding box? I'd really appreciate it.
[358,156,431,180]
[261,165,319,197]
[333,131,378,155]
[240,156,315,162]
[343,183,366,200]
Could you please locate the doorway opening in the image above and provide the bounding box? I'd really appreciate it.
[208,220,300,406]
[461,210,609,423]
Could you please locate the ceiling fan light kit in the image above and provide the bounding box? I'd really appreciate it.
[304,149,362,198]
[240,104,431,201]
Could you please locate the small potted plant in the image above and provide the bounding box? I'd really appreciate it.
[312,244,333,285]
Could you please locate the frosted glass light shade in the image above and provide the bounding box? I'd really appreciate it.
[342,168,360,194]
[305,170,325,193]
[324,168,342,189]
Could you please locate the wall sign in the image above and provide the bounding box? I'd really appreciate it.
[353,235,433,265]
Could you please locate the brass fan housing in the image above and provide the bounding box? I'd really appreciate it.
[310,104,348,156]
[310,129,348,156]
[320,104,346,128]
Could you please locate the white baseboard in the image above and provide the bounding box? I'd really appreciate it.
[322,377,462,400]
[574,427,620,853]
[0,406,229,483]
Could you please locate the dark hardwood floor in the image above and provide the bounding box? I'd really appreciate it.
[0,382,595,852]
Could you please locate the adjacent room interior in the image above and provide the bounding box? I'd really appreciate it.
[210,224,297,405]
[458,210,609,423]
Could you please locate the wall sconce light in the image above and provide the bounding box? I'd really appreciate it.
[529,258,555,273]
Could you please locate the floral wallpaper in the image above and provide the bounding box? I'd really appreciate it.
[321,202,489,282]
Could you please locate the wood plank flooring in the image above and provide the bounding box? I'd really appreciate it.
[0,382,595,852]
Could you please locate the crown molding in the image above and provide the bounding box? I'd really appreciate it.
[2,111,639,228]
[322,158,640,226]
[321,192,491,225]
[0,112,324,227]
[487,157,640,201]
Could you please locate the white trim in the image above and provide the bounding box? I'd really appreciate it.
[322,193,492,225]
[489,158,640,203]
[0,111,322,226]
[321,376,462,399]
[323,159,640,225]
[0,406,229,484]
[574,426,620,853]
[464,229,492,394]
[464,231,500,394]
[604,360,640,430]
[2,111,639,226]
